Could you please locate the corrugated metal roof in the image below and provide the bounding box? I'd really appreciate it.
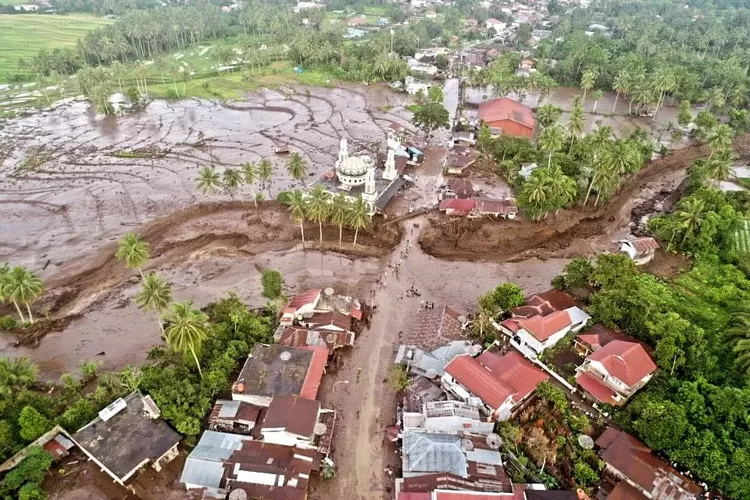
[189,431,251,461]
[217,400,241,418]
[402,430,467,476]
[180,457,225,488]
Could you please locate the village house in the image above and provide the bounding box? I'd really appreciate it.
[442,178,475,199]
[439,198,518,219]
[72,391,181,486]
[485,18,507,32]
[231,343,327,406]
[451,130,476,147]
[403,376,446,412]
[207,400,264,436]
[441,350,549,421]
[619,237,659,265]
[279,287,362,327]
[395,340,477,378]
[402,400,495,435]
[478,98,536,138]
[259,395,336,454]
[573,323,627,357]
[499,290,591,354]
[575,340,657,406]
[403,305,469,352]
[408,58,440,76]
[596,427,703,500]
[444,152,477,175]
[405,76,432,95]
[347,15,367,26]
[275,325,355,357]
[293,0,325,12]
[415,47,450,61]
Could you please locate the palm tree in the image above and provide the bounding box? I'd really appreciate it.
[707,124,734,158]
[163,301,209,378]
[568,97,585,139]
[348,197,371,248]
[675,197,706,246]
[195,166,221,194]
[591,90,603,113]
[283,189,308,246]
[539,124,565,168]
[330,193,351,247]
[519,174,548,220]
[580,70,596,101]
[727,312,750,376]
[241,162,258,208]
[706,152,733,187]
[606,141,642,176]
[287,153,309,185]
[222,167,243,198]
[116,232,150,278]
[306,185,331,248]
[135,272,172,334]
[257,159,274,197]
[536,104,562,129]
[612,71,629,113]
[0,357,38,396]
[546,168,577,214]
[3,266,44,324]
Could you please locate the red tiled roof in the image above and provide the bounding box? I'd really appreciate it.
[575,324,623,351]
[434,492,515,499]
[478,98,534,129]
[440,198,476,213]
[399,494,432,500]
[304,311,352,331]
[474,198,517,216]
[500,318,522,333]
[511,290,577,319]
[575,371,618,405]
[517,310,572,341]
[350,304,363,320]
[405,305,467,352]
[447,154,476,169]
[608,481,648,500]
[262,395,320,437]
[587,340,656,386]
[630,237,659,255]
[299,346,328,400]
[445,351,548,410]
[286,289,321,311]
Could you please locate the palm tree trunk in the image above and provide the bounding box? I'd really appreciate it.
[612,92,619,113]
[583,173,597,206]
[319,221,323,248]
[299,221,306,247]
[339,224,343,247]
[353,227,360,247]
[12,301,26,323]
[190,345,203,379]
[25,304,34,324]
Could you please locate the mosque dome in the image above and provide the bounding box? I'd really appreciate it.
[338,156,369,177]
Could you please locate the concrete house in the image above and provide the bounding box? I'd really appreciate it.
[395,340,476,378]
[72,391,181,486]
[500,307,590,354]
[259,395,336,454]
[441,351,548,421]
[402,400,495,435]
[575,340,657,406]
[280,289,322,325]
[619,237,659,265]
[478,98,535,138]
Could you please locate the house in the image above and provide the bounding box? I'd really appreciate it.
[401,429,509,488]
[260,395,336,454]
[72,391,181,486]
[280,289,322,325]
[485,18,507,32]
[275,326,355,356]
[478,98,535,138]
[345,27,367,39]
[405,76,432,95]
[408,58,440,75]
[395,340,477,378]
[439,198,475,216]
[208,400,264,435]
[441,350,549,420]
[596,428,703,500]
[575,340,657,406]
[444,178,474,199]
[411,0,427,7]
[298,310,352,332]
[444,153,477,175]
[403,305,468,352]
[439,198,518,219]
[181,433,322,496]
[451,131,476,146]
[402,400,495,435]
[347,15,367,26]
[619,237,659,265]
[519,162,539,179]
[232,343,328,406]
[403,376,446,412]
[293,0,325,12]
[574,323,627,357]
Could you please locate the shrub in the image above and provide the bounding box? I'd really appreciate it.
[261,269,283,299]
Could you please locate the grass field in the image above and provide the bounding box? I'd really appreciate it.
[0,14,112,78]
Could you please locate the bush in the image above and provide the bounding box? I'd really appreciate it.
[0,316,18,330]
[18,407,49,442]
[261,269,283,299]
[573,460,599,487]
[18,483,47,500]
[0,446,54,492]
[387,365,409,392]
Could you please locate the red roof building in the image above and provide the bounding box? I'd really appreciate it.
[596,428,703,500]
[442,351,548,420]
[517,311,572,342]
[478,98,535,138]
[300,346,328,400]
[576,340,656,406]
[281,289,322,325]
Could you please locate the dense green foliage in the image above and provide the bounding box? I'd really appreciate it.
[260,269,283,300]
[555,247,750,498]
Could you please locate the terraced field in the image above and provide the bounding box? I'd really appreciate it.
[734,219,750,253]
[0,14,112,78]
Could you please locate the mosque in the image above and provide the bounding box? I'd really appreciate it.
[312,137,406,215]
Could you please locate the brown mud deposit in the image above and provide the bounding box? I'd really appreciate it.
[420,134,750,261]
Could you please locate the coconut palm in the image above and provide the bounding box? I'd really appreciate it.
[287,153,309,185]
[546,168,577,215]
[707,124,734,158]
[0,357,38,396]
[605,140,642,176]
[727,312,750,376]
[348,197,371,248]
[306,184,331,248]
[135,272,172,334]
[612,70,629,112]
[3,266,44,324]
[675,197,706,246]
[519,173,548,220]
[591,90,603,113]
[580,70,596,101]
[538,124,565,168]
[241,162,258,208]
[568,97,585,139]
[116,232,150,278]
[257,159,274,197]
[330,193,351,247]
[536,104,562,129]
[283,189,308,246]
[163,301,209,378]
[222,167,244,197]
[195,166,221,194]
[706,152,733,187]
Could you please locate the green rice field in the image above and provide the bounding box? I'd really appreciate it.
[734,219,750,254]
[0,14,112,78]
